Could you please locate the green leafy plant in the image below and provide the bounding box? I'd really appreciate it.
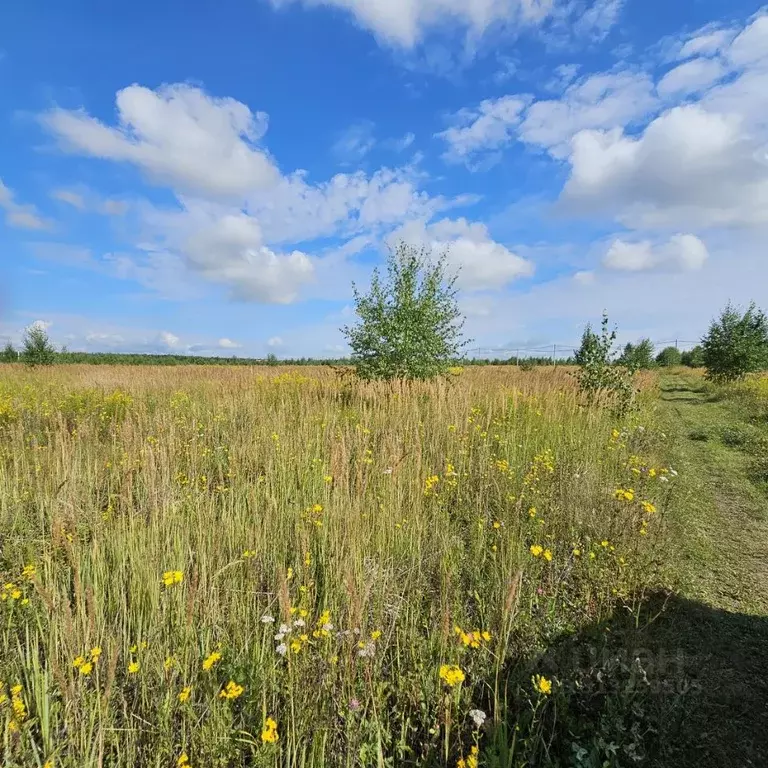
[21,324,57,366]
[656,346,682,367]
[1,341,18,363]
[342,242,469,381]
[681,345,704,368]
[702,302,768,383]
[574,314,636,416]
[618,339,655,370]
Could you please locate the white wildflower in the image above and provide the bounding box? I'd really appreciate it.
[469,709,487,729]
[293,618,306,628]
[261,614,275,624]
[276,643,288,656]
[278,623,291,634]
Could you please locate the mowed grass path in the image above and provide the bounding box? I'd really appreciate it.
[641,372,768,766]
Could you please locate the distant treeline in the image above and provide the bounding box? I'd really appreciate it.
[53,352,349,366]
[1,350,577,367]
[0,348,704,368]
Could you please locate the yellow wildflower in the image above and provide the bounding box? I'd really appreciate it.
[424,474,440,496]
[164,656,176,671]
[21,564,36,581]
[178,685,192,703]
[543,549,553,562]
[202,651,222,671]
[529,544,544,558]
[79,661,94,676]
[533,674,552,695]
[370,630,382,641]
[439,664,465,687]
[177,753,190,767]
[614,488,635,502]
[162,570,184,587]
[73,655,86,669]
[261,716,279,743]
[219,680,244,700]
[641,500,657,515]
[90,647,102,661]
[457,746,479,768]
[127,661,140,674]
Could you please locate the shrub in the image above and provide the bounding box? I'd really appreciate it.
[702,302,768,383]
[681,345,704,367]
[656,346,682,367]
[618,339,655,370]
[21,324,56,366]
[1,341,17,363]
[574,313,636,416]
[342,242,469,381]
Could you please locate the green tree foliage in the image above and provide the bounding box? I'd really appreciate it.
[21,324,57,366]
[342,242,469,381]
[1,341,17,363]
[702,302,768,382]
[681,345,704,367]
[574,313,636,415]
[656,346,682,367]
[618,339,655,370]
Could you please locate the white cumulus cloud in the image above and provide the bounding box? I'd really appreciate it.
[391,218,534,290]
[268,0,622,49]
[43,84,278,198]
[603,234,709,273]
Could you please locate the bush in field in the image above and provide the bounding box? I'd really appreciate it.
[21,324,56,366]
[574,313,636,415]
[656,346,682,367]
[619,339,655,370]
[702,302,768,383]
[343,242,468,381]
[681,345,704,367]
[1,341,17,362]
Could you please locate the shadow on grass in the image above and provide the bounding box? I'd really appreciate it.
[497,592,768,767]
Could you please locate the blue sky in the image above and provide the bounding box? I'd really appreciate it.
[1,0,767,357]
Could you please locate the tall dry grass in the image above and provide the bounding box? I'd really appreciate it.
[0,365,672,766]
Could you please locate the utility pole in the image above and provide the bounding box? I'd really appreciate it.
[552,343,557,368]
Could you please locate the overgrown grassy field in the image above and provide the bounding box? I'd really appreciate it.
[0,365,676,767]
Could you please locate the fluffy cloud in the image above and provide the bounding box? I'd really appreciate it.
[657,57,726,98]
[147,204,315,303]
[391,218,533,290]
[217,338,241,349]
[572,0,624,42]
[0,179,49,230]
[518,70,656,157]
[438,69,656,162]
[438,96,528,163]
[269,0,622,48]
[602,234,709,272]
[561,12,768,230]
[268,0,551,48]
[42,83,472,304]
[43,84,278,198]
[563,104,768,229]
